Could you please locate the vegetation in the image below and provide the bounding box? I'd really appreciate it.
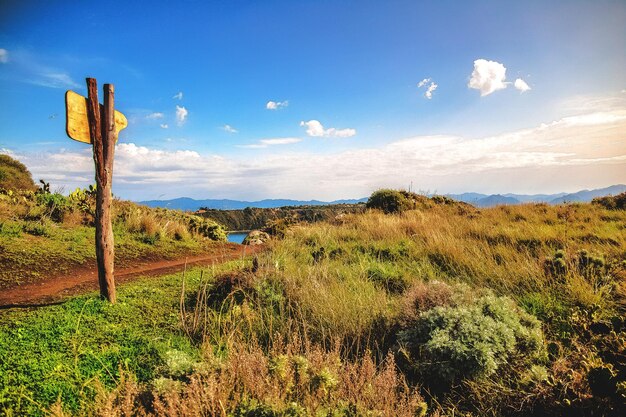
[1,186,625,416]
[199,204,364,231]
[593,191,626,210]
[0,154,37,192]
[0,181,226,289]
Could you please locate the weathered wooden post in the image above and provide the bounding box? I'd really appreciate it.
[86,78,116,302]
[65,78,127,303]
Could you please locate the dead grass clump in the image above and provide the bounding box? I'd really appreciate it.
[85,342,425,417]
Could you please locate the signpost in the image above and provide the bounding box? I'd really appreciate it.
[65,78,127,303]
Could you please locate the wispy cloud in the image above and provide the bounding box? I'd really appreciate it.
[160,124,169,129]
[238,137,301,149]
[266,100,289,110]
[173,91,183,100]
[417,77,438,99]
[468,59,508,96]
[2,49,80,89]
[147,112,164,119]
[514,78,531,93]
[28,71,80,89]
[222,124,238,133]
[175,106,188,125]
[300,120,356,138]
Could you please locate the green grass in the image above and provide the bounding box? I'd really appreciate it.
[0,261,245,416]
[0,187,226,289]
[1,199,625,416]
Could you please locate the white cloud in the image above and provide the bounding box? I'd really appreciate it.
[147,112,164,119]
[514,78,531,93]
[238,137,302,149]
[175,106,188,125]
[0,49,8,63]
[222,124,238,133]
[266,100,289,110]
[29,72,80,89]
[160,124,169,129]
[468,59,508,96]
[417,78,438,99]
[173,92,183,100]
[300,120,356,138]
[11,98,626,200]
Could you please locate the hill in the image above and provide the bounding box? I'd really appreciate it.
[140,197,368,211]
[0,183,227,290]
[549,184,626,204]
[0,154,37,192]
[140,185,625,210]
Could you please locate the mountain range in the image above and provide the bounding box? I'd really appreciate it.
[139,184,626,211]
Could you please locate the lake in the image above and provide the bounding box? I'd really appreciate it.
[226,232,248,244]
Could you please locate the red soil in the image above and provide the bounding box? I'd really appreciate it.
[0,243,263,308]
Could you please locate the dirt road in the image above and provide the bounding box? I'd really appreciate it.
[0,243,263,308]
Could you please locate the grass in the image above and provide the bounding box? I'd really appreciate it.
[1,197,625,416]
[0,261,243,416]
[0,187,226,289]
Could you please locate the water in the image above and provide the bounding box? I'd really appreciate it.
[227,232,248,244]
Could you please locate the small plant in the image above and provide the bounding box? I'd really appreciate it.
[22,220,50,237]
[398,293,545,385]
[366,264,408,294]
[544,249,568,277]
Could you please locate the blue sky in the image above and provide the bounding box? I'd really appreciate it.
[1,0,625,200]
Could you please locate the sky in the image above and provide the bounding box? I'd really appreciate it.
[0,0,625,201]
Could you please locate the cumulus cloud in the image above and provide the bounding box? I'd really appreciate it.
[0,48,8,63]
[147,112,164,119]
[175,106,188,125]
[418,78,438,99]
[468,59,508,96]
[266,100,288,110]
[222,124,238,133]
[300,120,356,138]
[239,137,301,149]
[11,99,626,200]
[514,78,531,93]
[172,92,183,100]
[160,124,169,129]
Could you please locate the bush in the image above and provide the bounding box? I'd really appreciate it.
[366,189,410,214]
[398,293,545,385]
[592,192,626,210]
[189,216,227,241]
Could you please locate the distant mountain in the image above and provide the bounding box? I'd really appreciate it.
[138,185,625,210]
[473,195,520,208]
[502,193,567,203]
[139,197,368,211]
[548,185,626,204]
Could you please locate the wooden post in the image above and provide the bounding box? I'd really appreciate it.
[86,78,116,303]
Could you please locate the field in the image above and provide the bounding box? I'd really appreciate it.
[1,189,625,416]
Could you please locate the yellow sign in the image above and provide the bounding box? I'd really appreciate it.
[65,90,127,144]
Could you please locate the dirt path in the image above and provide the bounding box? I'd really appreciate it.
[0,243,263,308]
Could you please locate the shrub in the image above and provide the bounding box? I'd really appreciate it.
[36,192,70,222]
[398,293,545,385]
[188,216,227,241]
[592,192,626,210]
[366,189,410,214]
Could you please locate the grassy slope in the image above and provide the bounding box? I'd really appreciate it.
[0,190,226,289]
[1,201,625,416]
